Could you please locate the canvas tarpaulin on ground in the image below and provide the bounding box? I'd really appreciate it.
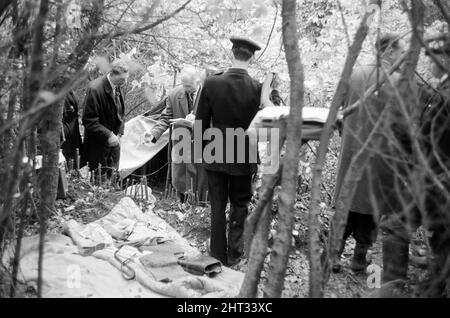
[2,197,243,298]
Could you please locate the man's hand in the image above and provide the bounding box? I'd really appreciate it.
[108,133,120,147]
[169,118,194,128]
[334,112,344,135]
[143,131,156,144]
[185,112,196,122]
[270,72,280,89]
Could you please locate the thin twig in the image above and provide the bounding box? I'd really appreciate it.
[255,5,279,62]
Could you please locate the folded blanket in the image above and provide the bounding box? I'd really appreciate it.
[139,252,189,282]
[140,241,187,255]
[93,247,234,298]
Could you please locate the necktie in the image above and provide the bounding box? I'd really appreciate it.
[187,92,193,113]
[115,88,121,111]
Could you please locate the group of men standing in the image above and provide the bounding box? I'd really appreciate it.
[145,37,281,266]
[62,32,450,296]
[63,37,279,268]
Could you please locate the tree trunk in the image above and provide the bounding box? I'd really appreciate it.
[28,0,50,298]
[0,0,13,18]
[0,108,3,157]
[239,73,285,298]
[3,1,30,154]
[0,2,32,248]
[67,0,105,72]
[10,174,30,298]
[33,0,106,297]
[239,197,274,297]
[0,138,26,245]
[263,0,305,298]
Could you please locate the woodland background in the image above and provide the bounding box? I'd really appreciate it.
[0,0,448,298]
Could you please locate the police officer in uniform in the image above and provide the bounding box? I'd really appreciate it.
[195,36,280,266]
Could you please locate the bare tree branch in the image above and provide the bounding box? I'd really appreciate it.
[0,0,14,19]
[28,0,50,299]
[263,0,305,298]
[309,7,372,296]
[255,4,279,62]
[98,0,192,39]
[432,0,450,27]
[337,0,351,49]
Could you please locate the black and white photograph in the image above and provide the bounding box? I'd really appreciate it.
[0,0,449,302]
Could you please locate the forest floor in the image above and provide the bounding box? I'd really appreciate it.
[10,169,428,298]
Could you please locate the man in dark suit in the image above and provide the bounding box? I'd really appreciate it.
[195,37,280,266]
[82,60,128,177]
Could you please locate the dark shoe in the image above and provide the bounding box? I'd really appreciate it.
[227,249,245,267]
[332,258,343,273]
[366,279,409,298]
[227,256,241,268]
[350,243,370,272]
[179,193,187,203]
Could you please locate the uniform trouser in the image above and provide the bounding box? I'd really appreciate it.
[343,211,378,247]
[206,170,253,265]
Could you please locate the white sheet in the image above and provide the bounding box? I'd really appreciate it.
[119,115,169,179]
[252,106,330,124]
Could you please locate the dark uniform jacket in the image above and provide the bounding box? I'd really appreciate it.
[82,76,125,170]
[61,91,83,163]
[196,68,280,176]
